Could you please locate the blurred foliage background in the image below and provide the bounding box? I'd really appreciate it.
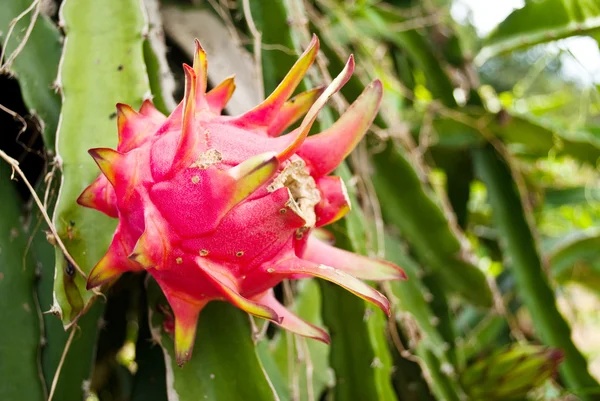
[1,0,600,400]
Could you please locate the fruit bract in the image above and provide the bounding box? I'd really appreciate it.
[79,35,405,366]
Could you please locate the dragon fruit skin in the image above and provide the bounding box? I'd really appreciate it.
[78,35,406,366]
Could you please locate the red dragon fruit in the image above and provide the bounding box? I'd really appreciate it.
[78,35,405,366]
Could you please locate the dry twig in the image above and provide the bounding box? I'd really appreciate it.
[0,148,86,278]
[241,0,264,99]
[47,325,77,401]
[0,0,41,72]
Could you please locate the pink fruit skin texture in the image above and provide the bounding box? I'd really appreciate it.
[79,35,406,366]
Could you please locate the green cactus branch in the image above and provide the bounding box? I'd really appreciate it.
[52,0,150,325]
[473,145,600,399]
[0,163,45,401]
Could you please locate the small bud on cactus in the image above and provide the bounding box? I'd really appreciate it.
[79,35,406,366]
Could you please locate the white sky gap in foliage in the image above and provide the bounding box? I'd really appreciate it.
[451,0,600,85]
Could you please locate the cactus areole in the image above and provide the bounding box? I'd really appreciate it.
[79,35,405,366]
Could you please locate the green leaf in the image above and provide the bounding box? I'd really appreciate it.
[478,0,600,63]
[473,145,600,399]
[264,279,332,401]
[146,279,279,401]
[372,141,493,307]
[0,0,62,145]
[0,164,45,401]
[52,0,150,325]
